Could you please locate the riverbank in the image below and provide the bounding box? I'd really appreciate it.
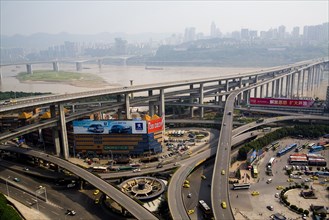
[16,70,109,88]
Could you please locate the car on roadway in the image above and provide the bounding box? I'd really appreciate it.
[223,123,226,126]
[287,178,294,182]
[183,184,190,188]
[94,198,99,204]
[184,180,190,184]
[14,178,20,182]
[221,169,225,175]
[266,178,272,184]
[276,186,284,190]
[156,164,163,168]
[66,209,76,216]
[133,168,141,173]
[187,209,194,215]
[187,193,192,198]
[201,175,206,180]
[251,191,260,196]
[174,162,180,166]
[23,167,29,171]
[221,201,227,209]
[267,205,274,211]
[93,189,100,195]
[87,124,104,133]
[310,176,318,180]
[228,111,232,115]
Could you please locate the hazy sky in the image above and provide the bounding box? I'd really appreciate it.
[1,1,328,36]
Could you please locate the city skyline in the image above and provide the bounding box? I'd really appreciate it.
[1,1,328,36]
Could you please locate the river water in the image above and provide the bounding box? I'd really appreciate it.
[0,63,261,94]
[1,63,327,99]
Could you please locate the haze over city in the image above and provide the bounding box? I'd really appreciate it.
[1,0,328,36]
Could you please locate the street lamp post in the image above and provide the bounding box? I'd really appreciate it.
[35,190,39,213]
[5,177,10,197]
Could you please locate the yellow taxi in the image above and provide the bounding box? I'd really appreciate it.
[94,198,99,204]
[276,186,284,190]
[310,176,318,180]
[221,201,227,209]
[287,178,294,182]
[184,180,190,184]
[183,184,190,188]
[187,209,195,215]
[221,169,225,175]
[251,191,260,196]
[93,189,100,195]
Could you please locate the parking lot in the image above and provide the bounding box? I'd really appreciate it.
[231,137,329,220]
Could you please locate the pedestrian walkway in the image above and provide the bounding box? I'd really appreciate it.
[5,196,50,220]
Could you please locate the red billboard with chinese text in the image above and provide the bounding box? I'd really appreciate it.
[249,98,314,107]
[147,117,163,133]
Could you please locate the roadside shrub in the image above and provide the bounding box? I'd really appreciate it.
[286,201,290,206]
[303,210,309,216]
[298,208,304,213]
[304,185,309,189]
[290,205,297,210]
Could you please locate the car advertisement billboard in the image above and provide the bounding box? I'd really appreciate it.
[73,120,146,134]
[249,98,314,107]
[147,117,163,133]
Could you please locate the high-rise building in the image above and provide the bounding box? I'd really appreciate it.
[278,25,286,39]
[210,21,217,37]
[184,27,196,42]
[292,26,300,39]
[241,28,249,40]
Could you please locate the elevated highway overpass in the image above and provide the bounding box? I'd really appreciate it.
[167,114,329,220]
[211,59,328,220]
[0,58,328,219]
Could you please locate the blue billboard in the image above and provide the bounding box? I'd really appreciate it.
[73,120,146,134]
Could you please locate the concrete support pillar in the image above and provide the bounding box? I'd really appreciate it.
[296,71,301,98]
[98,59,102,69]
[118,109,123,119]
[301,69,305,97]
[26,64,33,74]
[255,75,259,83]
[130,80,134,99]
[225,80,229,92]
[306,68,310,91]
[76,62,82,71]
[159,89,165,117]
[311,66,315,94]
[260,85,264,98]
[280,77,284,97]
[52,62,59,72]
[71,105,75,113]
[148,90,153,116]
[265,83,269,97]
[125,94,131,119]
[189,85,194,117]
[50,105,60,156]
[199,83,204,118]
[275,79,280,98]
[58,104,69,159]
[291,72,295,98]
[254,87,258,98]
[285,75,290,97]
[271,81,275,97]
[243,90,249,105]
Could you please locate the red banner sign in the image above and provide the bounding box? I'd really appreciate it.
[147,118,163,133]
[249,98,314,107]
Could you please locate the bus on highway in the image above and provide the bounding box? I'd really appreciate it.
[198,200,212,215]
[92,166,108,173]
[252,166,258,178]
[267,157,276,168]
[232,183,251,190]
